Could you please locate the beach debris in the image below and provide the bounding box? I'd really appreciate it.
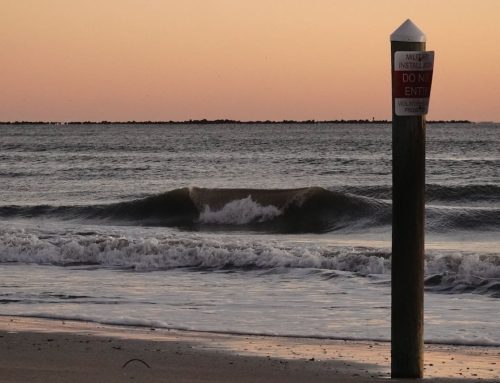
[122,358,151,369]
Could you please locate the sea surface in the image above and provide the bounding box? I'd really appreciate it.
[0,123,499,345]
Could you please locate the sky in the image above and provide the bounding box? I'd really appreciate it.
[2,0,500,122]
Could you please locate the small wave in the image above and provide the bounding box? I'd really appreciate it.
[1,226,499,297]
[427,184,500,203]
[3,312,498,347]
[0,188,199,227]
[335,184,500,203]
[425,252,500,297]
[427,206,500,231]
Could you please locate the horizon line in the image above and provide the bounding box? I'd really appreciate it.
[0,119,479,125]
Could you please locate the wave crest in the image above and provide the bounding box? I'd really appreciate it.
[0,187,387,233]
[199,196,282,225]
[0,186,499,233]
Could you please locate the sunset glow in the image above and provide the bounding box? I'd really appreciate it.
[2,0,500,121]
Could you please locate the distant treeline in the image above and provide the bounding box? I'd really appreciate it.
[0,119,473,125]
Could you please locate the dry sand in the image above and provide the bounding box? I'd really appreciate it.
[0,316,498,382]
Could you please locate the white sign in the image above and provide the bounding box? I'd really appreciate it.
[393,51,434,116]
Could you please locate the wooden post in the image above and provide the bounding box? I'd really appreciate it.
[390,19,433,379]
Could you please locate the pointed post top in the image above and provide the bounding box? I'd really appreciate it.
[390,19,426,42]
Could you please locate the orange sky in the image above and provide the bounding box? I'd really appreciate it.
[2,0,500,122]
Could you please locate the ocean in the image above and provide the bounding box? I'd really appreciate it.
[0,123,499,346]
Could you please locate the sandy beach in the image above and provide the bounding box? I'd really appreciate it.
[0,316,497,383]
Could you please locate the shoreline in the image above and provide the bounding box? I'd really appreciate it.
[2,313,498,348]
[0,316,498,382]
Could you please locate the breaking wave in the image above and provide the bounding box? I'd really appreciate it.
[0,187,388,233]
[199,196,282,225]
[0,186,498,233]
[0,226,499,297]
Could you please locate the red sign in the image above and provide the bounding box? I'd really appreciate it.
[392,51,434,116]
[393,71,433,98]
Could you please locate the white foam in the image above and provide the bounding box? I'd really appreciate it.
[426,252,500,284]
[0,225,387,273]
[0,225,499,292]
[199,196,282,225]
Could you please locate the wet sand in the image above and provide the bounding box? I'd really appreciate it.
[0,316,498,382]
